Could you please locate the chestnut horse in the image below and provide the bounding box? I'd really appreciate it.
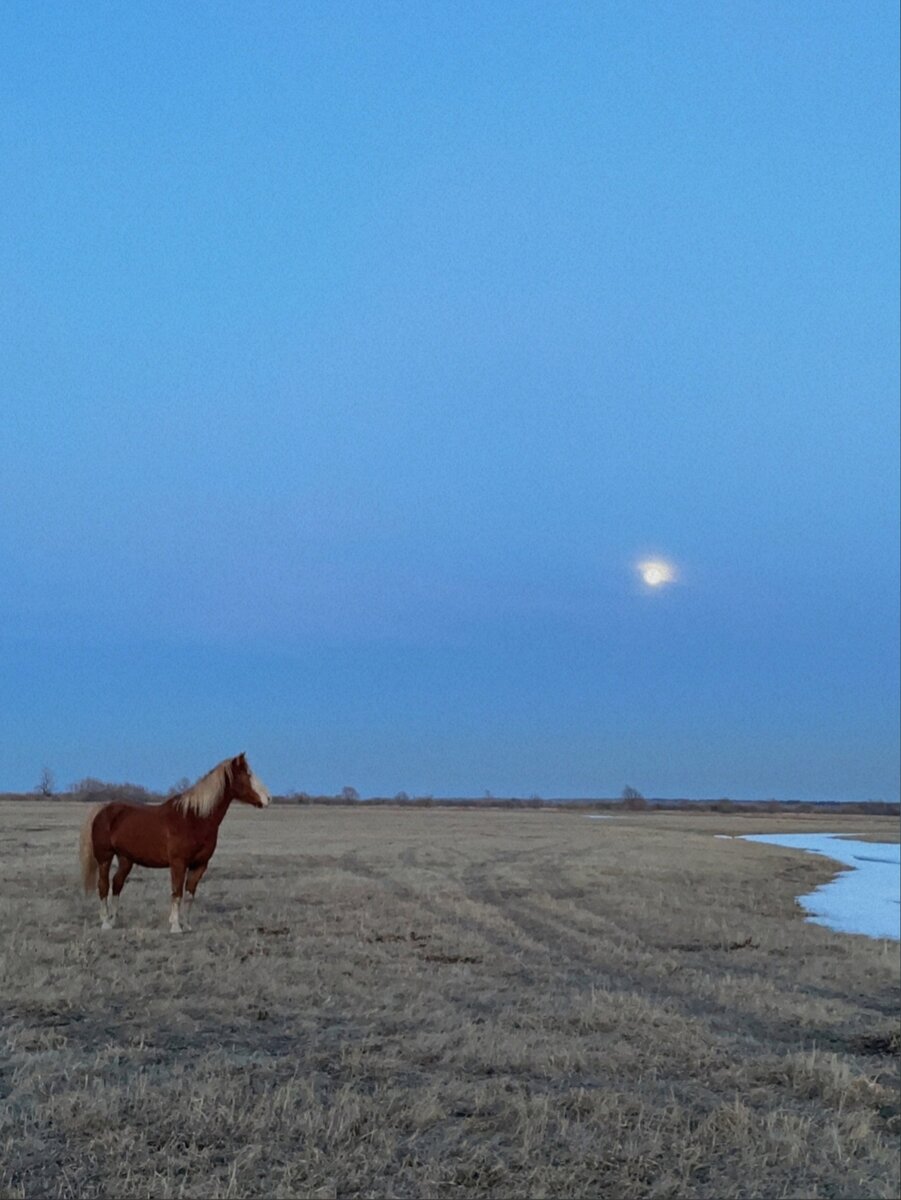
[78,753,271,933]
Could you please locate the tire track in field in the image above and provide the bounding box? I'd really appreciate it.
[451,863,872,1060]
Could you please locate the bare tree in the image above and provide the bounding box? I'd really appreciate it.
[35,767,55,797]
[340,786,360,802]
[621,785,647,811]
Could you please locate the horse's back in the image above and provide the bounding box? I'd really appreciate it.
[95,801,171,868]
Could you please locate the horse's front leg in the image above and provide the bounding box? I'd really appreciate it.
[110,855,134,927]
[169,860,187,933]
[182,863,208,930]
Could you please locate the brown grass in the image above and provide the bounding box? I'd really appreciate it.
[0,803,898,1199]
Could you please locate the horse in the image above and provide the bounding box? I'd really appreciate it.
[78,753,271,933]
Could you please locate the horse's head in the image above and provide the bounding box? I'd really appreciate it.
[230,753,272,808]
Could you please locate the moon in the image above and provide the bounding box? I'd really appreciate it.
[638,558,676,587]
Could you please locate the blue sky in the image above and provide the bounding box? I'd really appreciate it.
[2,1,898,800]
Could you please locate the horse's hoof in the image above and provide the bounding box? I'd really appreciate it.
[100,923,113,932]
[169,926,184,935]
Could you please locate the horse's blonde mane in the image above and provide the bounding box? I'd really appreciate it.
[174,760,231,817]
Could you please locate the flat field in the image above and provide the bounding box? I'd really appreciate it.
[1,803,898,1199]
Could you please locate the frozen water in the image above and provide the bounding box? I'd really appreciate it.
[740,833,900,941]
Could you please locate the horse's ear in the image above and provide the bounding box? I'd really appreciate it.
[232,752,246,768]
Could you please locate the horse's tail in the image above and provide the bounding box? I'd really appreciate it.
[78,804,103,894]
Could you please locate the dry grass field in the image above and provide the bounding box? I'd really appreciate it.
[1,802,898,1199]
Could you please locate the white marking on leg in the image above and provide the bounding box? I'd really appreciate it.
[169,897,183,934]
[110,894,119,926]
[100,898,113,931]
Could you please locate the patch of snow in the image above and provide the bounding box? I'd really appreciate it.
[740,833,900,941]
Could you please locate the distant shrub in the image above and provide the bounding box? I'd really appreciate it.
[621,786,648,811]
[277,791,311,805]
[67,778,160,806]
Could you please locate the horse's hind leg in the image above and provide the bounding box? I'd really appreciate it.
[97,856,114,930]
[182,863,208,930]
[110,855,134,926]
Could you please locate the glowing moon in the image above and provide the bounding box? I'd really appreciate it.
[638,559,676,587]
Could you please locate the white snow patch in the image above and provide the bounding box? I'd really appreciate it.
[740,833,900,941]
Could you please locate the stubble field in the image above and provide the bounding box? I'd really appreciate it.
[1,802,898,1199]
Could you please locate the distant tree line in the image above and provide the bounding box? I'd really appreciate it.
[269,789,899,816]
[64,778,163,805]
[29,771,172,805]
[10,771,897,817]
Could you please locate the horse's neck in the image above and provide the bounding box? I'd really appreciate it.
[208,788,235,827]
